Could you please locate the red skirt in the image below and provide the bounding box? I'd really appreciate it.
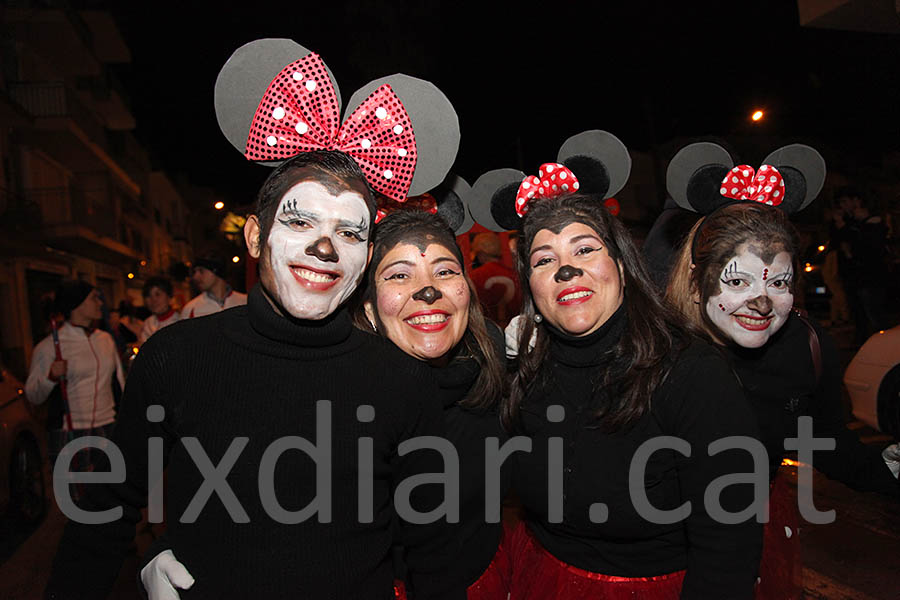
[755,473,802,600]
[506,522,685,599]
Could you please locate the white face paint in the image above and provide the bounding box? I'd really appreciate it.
[705,247,794,348]
[261,181,371,320]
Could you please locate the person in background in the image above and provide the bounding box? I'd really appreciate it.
[469,232,521,328]
[832,187,890,343]
[139,276,181,343]
[25,280,125,494]
[180,255,247,318]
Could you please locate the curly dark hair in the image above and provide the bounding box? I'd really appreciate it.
[505,194,687,432]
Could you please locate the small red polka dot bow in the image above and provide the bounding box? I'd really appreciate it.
[515,163,580,216]
[244,53,418,202]
[719,164,785,206]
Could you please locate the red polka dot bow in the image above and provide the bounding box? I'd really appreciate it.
[244,53,418,202]
[719,164,785,206]
[515,163,580,216]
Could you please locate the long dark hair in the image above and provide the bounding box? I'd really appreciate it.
[352,210,505,411]
[504,194,686,432]
[666,202,800,344]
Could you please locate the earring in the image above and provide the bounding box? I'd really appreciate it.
[534,313,543,324]
[368,318,378,332]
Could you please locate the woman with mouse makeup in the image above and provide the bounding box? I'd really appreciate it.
[355,204,511,600]
[661,143,900,599]
[471,132,763,599]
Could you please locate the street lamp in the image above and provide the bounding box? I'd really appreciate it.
[232,255,241,263]
[751,110,764,122]
[214,201,225,210]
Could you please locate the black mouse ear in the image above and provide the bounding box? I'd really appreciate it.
[762,144,826,214]
[557,130,631,199]
[666,142,734,214]
[467,169,526,232]
[431,174,474,235]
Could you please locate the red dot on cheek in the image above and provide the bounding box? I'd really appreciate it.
[719,303,726,311]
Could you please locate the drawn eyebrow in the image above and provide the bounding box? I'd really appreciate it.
[722,261,738,277]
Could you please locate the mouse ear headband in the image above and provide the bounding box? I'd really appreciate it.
[214,38,460,202]
[467,130,632,232]
[374,173,474,235]
[666,142,825,215]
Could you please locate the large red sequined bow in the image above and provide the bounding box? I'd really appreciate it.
[719,164,785,206]
[515,163,580,216]
[244,53,418,202]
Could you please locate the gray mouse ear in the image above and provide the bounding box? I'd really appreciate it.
[466,169,526,232]
[344,74,459,197]
[432,174,473,235]
[214,39,342,167]
[557,130,631,199]
[762,144,826,214]
[665,142,734,213]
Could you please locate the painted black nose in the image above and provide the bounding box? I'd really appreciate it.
[305,237,339,263]
[746,295,773,315]
[554,265,583,283]
[412,286,442,304]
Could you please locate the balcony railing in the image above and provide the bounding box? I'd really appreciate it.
[22,186,118,241]
[9,81,108,151]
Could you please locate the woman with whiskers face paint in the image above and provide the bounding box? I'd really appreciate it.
[665,201,900,599]
[503,194,762,599]
[354,210,511,600]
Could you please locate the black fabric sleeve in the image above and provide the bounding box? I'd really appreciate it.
[802,323,898,497]
[661,349,764,600]
[44,336,179,599]
[394,368,462,599]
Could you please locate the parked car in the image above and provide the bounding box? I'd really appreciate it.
[0,364,47,524]
[845,325,900,438]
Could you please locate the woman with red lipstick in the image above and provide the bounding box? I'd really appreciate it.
[504,193,762,599]
[657,142,898,599]
[355,209,510,600]
[665,201,900,599]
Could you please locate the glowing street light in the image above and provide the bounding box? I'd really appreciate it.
[817,245,825,252]
[751,110,764,122]
[232,255,241,263]
[214,201,225,210]
[127,272,135,279]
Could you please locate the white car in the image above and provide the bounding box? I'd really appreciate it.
[845,325,900,437]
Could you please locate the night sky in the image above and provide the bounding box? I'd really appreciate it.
[90,0,900,212]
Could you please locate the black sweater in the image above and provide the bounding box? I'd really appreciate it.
[410,340,509,599]
[45,285,454,599]
[513,307,762,599]
[728,312,898,495]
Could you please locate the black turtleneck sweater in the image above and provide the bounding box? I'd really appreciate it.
[728,312,898,495]
[410,327,509,600]
[514,306,762,599]
[45,285,453,599]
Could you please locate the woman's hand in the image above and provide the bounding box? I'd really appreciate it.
[140,550,195,600]
[882,444,900,479]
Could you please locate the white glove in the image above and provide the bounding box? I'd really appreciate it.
[883,443,900,479]
[140,550,195,600]
[504,314,537,359]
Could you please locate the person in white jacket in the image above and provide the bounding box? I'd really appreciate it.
[26,280,125,474]
[139,276,181,344]
[180,256,247,319]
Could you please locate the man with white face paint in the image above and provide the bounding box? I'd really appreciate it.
[46,152,453,599]
[704,245,794,349]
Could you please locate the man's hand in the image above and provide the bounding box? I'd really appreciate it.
[48,360,67,382]
[140,550,195,600]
